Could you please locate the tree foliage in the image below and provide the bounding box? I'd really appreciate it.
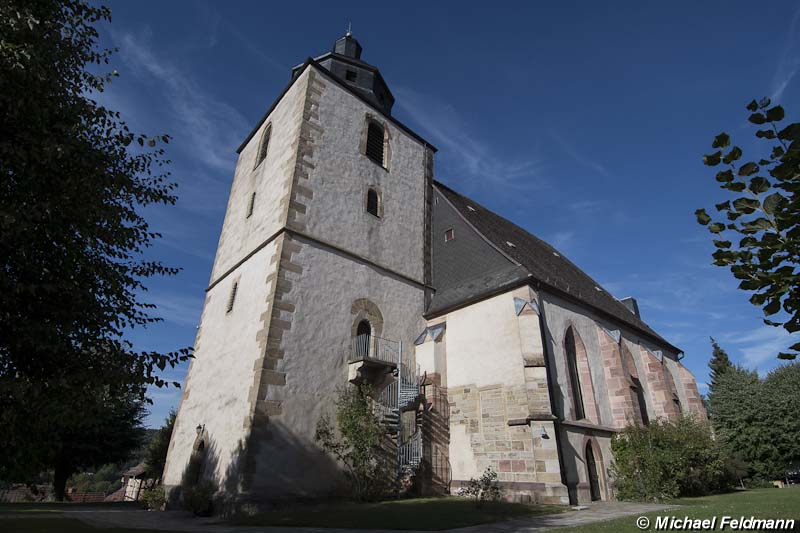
[707,338,800,480]
[611,415,734,502]
[708,337,733,391]
[696,98,800,360]
[0,0,190,491]
[315,385,392,501]
[145,409,176,482]
[457,468,501,508]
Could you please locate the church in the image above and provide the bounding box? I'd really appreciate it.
[162,31,707,509]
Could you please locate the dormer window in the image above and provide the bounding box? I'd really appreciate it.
[444,228,454,242]
[345,69,357,82]
[365,121,385,166]
[366,188,380,218]
[255,123,271,169]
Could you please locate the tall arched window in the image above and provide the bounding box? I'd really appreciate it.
[565,327,585,420]
[366,188,380,217]
[585,442,602,501]
[255,123,271,169]
[365,121,385,166]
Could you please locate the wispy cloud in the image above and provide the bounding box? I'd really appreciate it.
[394,87,548,192]
[110,29,250,173]
[720,325,798,372]
[549,231,576,253]
[549,131,609,177]
[147,292,204,327]
[771,5,800,101]
[568,199,603,213]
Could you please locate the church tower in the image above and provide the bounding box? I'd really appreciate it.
[162,31,436,505]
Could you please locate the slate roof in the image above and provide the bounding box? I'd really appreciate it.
[429,181,680,353]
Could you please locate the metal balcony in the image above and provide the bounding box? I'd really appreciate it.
[348,334,400,366]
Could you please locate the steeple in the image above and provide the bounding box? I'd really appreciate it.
[292,30,395,115]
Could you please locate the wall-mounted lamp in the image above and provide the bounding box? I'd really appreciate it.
[196,424,203,436]
[540,425,550,439]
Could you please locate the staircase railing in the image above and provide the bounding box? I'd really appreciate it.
[349,334,400,365]
[398,430,422,468]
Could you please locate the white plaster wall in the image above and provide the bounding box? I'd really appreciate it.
[441,291,526,389]
[249,239,427,497]
[209,71,309,281]
[302,72,428,282]
[164,241,279,488]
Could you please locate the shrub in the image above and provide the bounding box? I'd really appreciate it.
[458,468,501,507]
[183,480,216,516]
[140,486,166,511]
[315,384,392,501]
[611,415,734,501]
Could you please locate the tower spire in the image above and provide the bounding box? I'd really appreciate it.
[346,21,352,37]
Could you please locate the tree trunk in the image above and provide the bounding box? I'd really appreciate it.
[53,463,71,502]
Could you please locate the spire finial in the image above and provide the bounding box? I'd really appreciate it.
[346,21,352,37]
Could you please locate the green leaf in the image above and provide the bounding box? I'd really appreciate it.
[749,113,767,125]
[703,151,722,166]
[723,147,742,164]
[712,133,730,148]
[778,123,800,143]
[764,298,781,315]
[724,182,747,192]
[713,239,731,248]
[759,97,771,109]
[708,222,725,233]
[715,169,734,182]
[789,342,800,351]
[771,146,785,159]
[748,176,770,193]
[738,162,759,176]
[733,198,760,214]
[746,99,759,112]
[777,352,796,360]
[715,200,731,211]
[756,129,776,139]
[695,208,711,225]
[763,192,782,214]
[766,106,784,122]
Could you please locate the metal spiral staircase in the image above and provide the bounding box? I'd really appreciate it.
[349,334,423,478]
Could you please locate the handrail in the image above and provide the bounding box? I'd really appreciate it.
[348,334,400,365]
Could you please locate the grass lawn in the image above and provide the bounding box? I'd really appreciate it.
[558,488,800,532]
[234,497,567,530]
[0,502,174,533]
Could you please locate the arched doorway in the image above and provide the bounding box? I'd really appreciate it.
[356,320,371,358]
[585,442,602,501]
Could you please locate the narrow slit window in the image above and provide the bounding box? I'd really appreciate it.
[444,228,454,242]
[366,189,380,217]
[365,121,385,166]
[226,282,238,314]
[255,123,271,169]
[246,192,256,218]
[565,327,586,420]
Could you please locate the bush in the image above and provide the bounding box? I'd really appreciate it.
[140,486,166,511]
[611,415,734,501]
[315,384,392,501]
[183,480,216,516]
[458,468,501,507]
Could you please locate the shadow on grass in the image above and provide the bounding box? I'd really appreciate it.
[0,501,140,514]
[233,497,567,531]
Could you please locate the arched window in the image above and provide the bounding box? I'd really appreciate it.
[630,378,649,425]
[355,320,371,357]
[365,121,385,166]
[366,189,380,217]
[565,327,585,420]
[255,123,271,169]
[585,442,602,502]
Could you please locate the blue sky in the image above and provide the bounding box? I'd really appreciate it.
[97,1,800,427]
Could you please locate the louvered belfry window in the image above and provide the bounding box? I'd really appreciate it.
[255,124,271,169]
[366,121,384,166]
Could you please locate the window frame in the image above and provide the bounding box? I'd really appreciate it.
[254,123,272,170]
[365,120,386,167]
